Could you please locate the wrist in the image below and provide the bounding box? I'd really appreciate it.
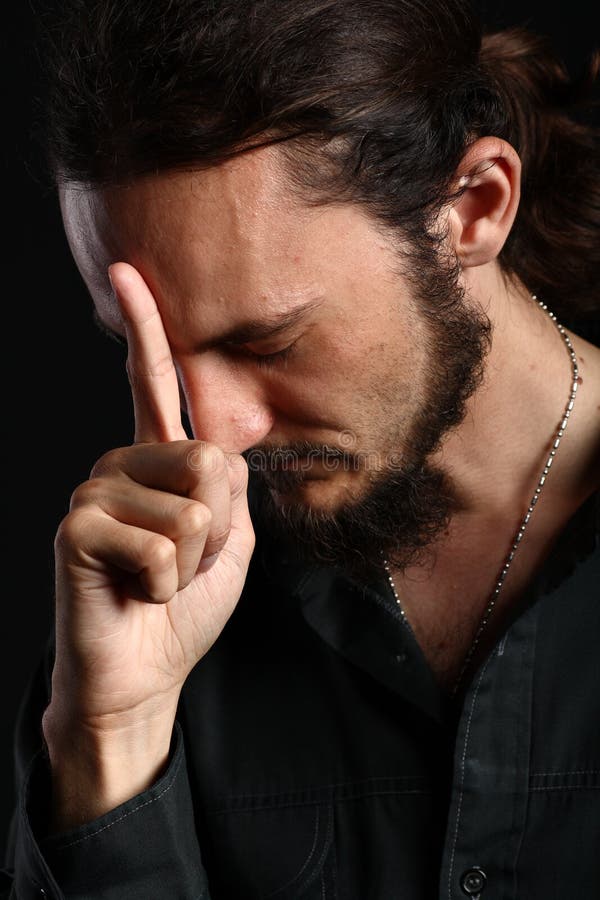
[42,702,178,832]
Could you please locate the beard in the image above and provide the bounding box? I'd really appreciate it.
[246,244,492,583]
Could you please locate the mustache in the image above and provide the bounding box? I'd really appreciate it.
[242,440,356,490]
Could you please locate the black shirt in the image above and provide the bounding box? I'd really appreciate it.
[3,489,599,899]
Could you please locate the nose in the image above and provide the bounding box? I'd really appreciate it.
[179,354,275,453]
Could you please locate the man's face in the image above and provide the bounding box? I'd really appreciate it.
[60,145,489,575]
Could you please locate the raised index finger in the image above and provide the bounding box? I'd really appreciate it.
[108,262,187,444]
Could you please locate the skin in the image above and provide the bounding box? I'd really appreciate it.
[45,138,600,828]
[62,152,432,508]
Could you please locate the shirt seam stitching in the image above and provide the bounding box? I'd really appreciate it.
[212,787,431,814]
[529,784,600,791]
[47,742,185,851]
[530,769,600,776]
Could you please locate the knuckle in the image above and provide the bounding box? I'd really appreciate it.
[69,479,105,510]
[145,534,176,571]
[176,501,212,536]
[90,446,127,478]
[54,508,93,555]
[53,517,73,555]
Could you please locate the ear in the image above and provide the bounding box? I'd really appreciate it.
[446,137,521,267]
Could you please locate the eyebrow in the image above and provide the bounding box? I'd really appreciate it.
[93,296,324,351]
[210,297,324,350]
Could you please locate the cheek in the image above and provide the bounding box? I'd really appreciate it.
[267,376,331,424]
[267,344,368,431]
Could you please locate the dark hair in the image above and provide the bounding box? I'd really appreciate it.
[34,0,599,319]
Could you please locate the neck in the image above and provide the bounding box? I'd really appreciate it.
[386,268,600,689]
[428,269,598,526]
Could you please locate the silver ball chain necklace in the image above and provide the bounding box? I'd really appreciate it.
[383,296,580,698]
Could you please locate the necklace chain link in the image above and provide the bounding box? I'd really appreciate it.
[383,296,579,697]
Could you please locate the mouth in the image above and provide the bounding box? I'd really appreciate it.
[264,460,340,502]
[246,442,356,498]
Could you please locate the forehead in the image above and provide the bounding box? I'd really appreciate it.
[58,145,396,345]
[60,148,322,336]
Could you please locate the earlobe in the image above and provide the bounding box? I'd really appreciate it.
[448,137,521,268]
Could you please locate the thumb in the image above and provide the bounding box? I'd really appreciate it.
[224,453,255,561]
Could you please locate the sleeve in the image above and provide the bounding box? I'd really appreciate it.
[1,637,212,900]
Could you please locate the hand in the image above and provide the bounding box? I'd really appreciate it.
[43,263,255,826]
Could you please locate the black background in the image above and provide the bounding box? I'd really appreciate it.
[3,1,599,857]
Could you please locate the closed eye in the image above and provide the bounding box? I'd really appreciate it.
[229,340,297,369]
[253,343,296,369]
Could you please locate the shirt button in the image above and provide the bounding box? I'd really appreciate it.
[460,867,487,895]
[394,651,407,663]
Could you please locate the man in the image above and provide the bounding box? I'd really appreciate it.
[3,0,599,897]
